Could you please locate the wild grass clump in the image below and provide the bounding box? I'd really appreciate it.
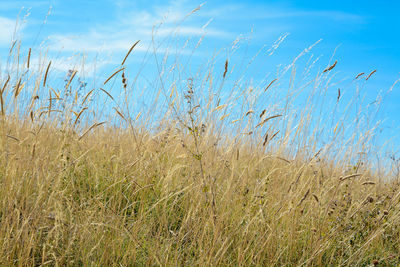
[0,11,399,266]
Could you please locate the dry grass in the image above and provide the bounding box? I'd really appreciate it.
[0,15,399,266]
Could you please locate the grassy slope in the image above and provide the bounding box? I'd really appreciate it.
[0,27,399,266]
[0,117,399,266]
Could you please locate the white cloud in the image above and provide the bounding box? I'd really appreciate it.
[46,1,231,54]
[21,53,113,82]
[197,3,365,24]
[268,10,365,23]
[48,33,143,53]
[152,26,230,38]
[0,1,51,10]
[0,16,16,46]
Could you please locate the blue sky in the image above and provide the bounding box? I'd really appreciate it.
[1,0,398,80]
[0,0,399,156]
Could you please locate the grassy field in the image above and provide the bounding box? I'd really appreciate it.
[0,22,400,266]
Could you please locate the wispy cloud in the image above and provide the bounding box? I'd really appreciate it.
[265,10,365,23]
[46,1,231,54]
[48,33,142,53]
[0,16,17,46]
[0,1,50,11]
[198,3,365,24]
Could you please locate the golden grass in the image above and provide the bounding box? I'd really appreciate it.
[0,16,399,266]
[0,118,399,266]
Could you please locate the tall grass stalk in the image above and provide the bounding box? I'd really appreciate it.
[0,11,399,266]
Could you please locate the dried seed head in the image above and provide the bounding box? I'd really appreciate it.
[264,78,277,92]
[223,60,228,78]
[355,72,365,79]
[366,70,377,80]
[362,181,376,185]
[323,60,337,73]
[383,210,389,216]
[245,110,254,116]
